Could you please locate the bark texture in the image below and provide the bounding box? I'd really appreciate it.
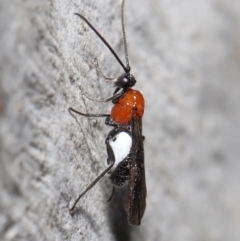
[0,0,240,240]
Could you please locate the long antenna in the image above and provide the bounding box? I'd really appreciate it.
[75,13,129,73]
[121,0,130,72]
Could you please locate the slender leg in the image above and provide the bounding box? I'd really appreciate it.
[95,58,116,82]
[69,107,110,118]
[69,160,114,213]
[81,91,123,103]
[107,186,116,203]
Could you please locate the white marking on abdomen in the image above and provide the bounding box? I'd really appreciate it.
[109,132,132,171]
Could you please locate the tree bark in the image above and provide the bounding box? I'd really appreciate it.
[1,0,240,240]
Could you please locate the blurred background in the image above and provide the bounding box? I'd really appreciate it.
[0,0,240,240]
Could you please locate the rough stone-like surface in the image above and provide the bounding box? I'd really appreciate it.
[0,0,240,240]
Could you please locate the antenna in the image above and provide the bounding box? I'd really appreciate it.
[74,0,131,73]
[121,0,130,72]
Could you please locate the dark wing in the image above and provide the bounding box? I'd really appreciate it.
[124,109,147,226]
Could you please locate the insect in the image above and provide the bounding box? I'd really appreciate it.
[69,0,146,226]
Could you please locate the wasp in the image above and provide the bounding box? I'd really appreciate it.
[69,0,146,226]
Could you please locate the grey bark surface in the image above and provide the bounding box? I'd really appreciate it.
[0,0,240,240]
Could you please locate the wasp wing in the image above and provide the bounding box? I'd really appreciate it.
[124,109,146,226]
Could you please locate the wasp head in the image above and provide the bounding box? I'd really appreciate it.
[114,73,136,90]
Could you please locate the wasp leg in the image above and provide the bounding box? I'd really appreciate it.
[107,186,116,203]
[69,160,115,214]
[69,107,110,118]
[104,116,118,127]
[82,91,123,103]
[95,58,116,82]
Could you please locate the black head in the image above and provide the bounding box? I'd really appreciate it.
[114,73,136,90]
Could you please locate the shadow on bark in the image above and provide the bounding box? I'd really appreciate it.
[70,206,100,234]
[107,186,132,241]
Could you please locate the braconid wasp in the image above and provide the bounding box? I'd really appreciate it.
[69,0,146,226]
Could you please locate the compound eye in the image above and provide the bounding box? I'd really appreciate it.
[128,75,136,87]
